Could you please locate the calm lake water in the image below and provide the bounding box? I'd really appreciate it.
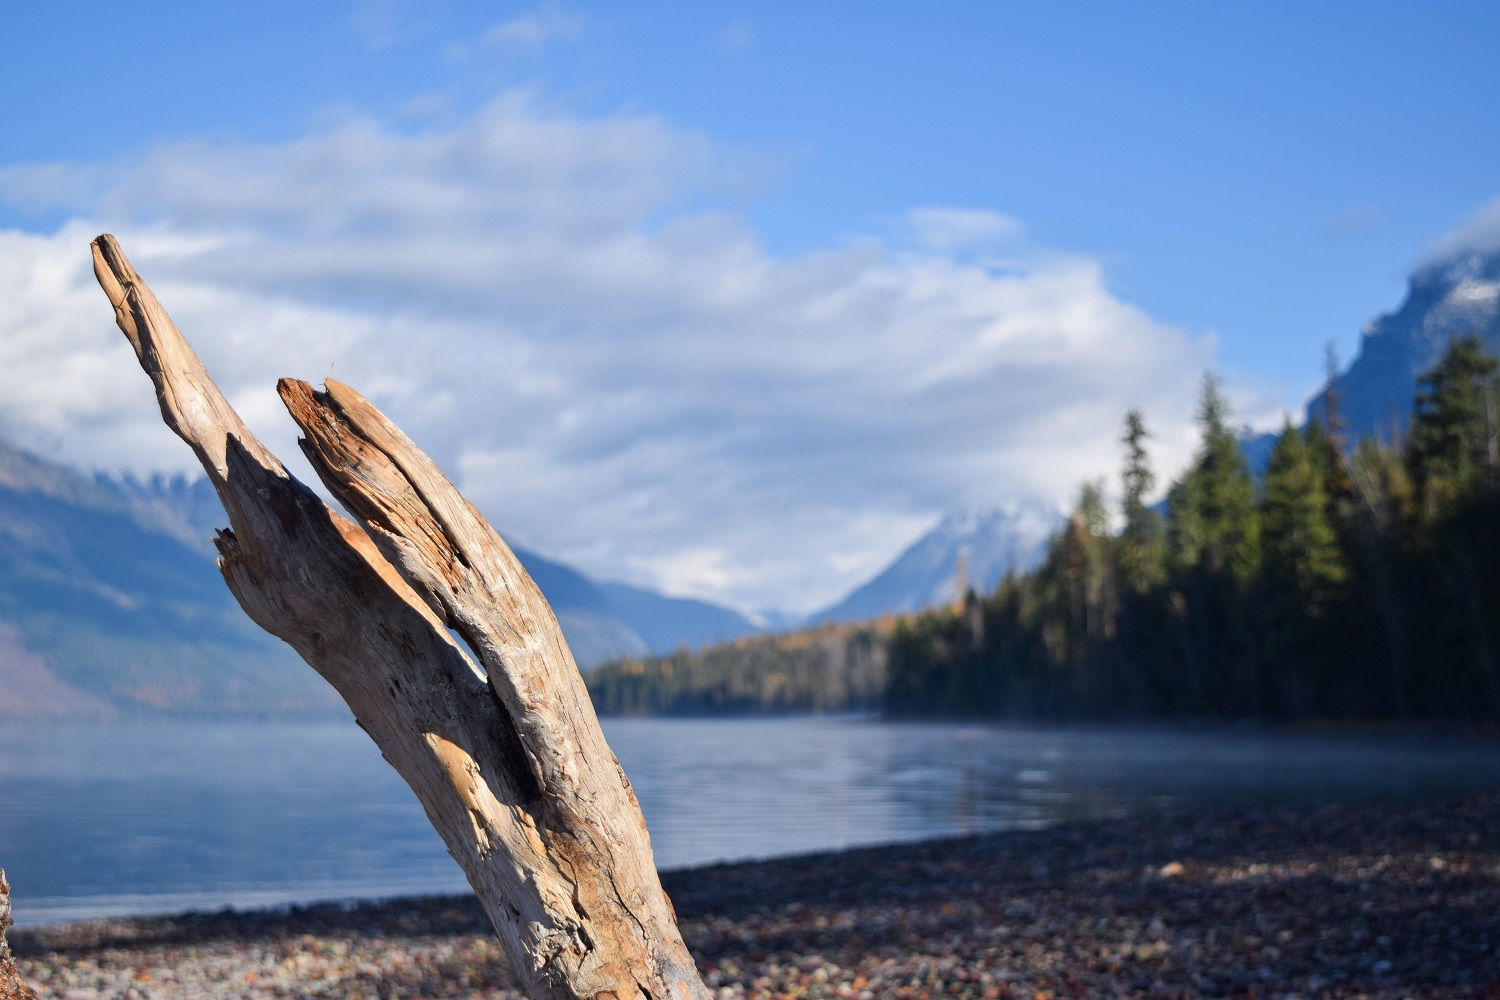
[2,715,1499,925]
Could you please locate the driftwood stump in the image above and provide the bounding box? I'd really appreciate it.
[91,235,709,1000]
[0,872,38,1000]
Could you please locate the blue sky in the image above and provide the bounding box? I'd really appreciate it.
[3,2,1499,613]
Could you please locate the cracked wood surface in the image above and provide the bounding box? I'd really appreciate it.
[90,234,709,1000]
[0,872,38,1000]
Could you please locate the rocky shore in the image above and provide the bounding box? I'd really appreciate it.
[10,792,1499,999]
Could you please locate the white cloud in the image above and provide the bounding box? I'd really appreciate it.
[481,4,585,48]
[1424,195,1500,264]
[908,207,1025,256]
[0,92,1212,613]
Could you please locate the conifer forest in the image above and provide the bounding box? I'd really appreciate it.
[591,335,1500,723]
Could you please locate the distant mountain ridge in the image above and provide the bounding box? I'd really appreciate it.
[812,246,1500,629]
[506,544,763,665]
[813,505,1058,624]
[8,245,1495,716]
[0,438,333,718]
[1310,248,1500,443]
[0,436,761,717]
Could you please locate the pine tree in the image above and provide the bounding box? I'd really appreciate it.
[1118,410,1165,593]
[1347,437,1416,716]
[1163,374,1263,713]
[1022,480,1109,706]
[1407,333,1500,514]
[1038,486,1095,661]
[1405,334,1500,719]
[1168,373,1261,586]
[1261,419,1345,616]
[1076,479,1114,642]
[1307,343,1354,505]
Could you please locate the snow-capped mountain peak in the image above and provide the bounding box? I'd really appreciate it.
[812,502,1060,624]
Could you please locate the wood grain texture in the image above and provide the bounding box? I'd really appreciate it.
[90,235,709,1000]
[0,872,39,1000]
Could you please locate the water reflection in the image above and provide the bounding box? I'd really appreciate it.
[606,718,1500,865]
[1,716,1497,923]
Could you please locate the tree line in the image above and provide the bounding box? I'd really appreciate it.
[887,334,1500,722]
[588,335,1500,723]
[587,620,891,716]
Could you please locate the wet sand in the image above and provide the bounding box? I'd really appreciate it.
[11,791,1500,998]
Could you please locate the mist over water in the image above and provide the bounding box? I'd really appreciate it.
[3,716,1498,925]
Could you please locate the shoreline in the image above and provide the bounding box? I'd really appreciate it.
[11,791,1500,999]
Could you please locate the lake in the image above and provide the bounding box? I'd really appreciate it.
[2,715,1499,925]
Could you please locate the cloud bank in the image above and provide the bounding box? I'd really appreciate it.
[1425,195,1500,265]
[0,93,1211,613]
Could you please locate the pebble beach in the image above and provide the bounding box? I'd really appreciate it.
[11,792,1499,999]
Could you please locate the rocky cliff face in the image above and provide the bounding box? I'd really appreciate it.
[1310,249,1500,443]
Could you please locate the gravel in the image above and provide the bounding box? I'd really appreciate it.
[11,792,1500,998]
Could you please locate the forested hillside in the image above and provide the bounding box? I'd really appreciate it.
[587,619,893,715]
[591,335,1500,723]
[887,334,1500,721]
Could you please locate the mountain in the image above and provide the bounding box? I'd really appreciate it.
[108,472,762,666]
[813,505,1058,624]
[0,438,338,718]
[0,437,760,716]
[1309,248,1500,443]
[596,581,765,654]
[781,249,1500,632]
[508,547,762,666]
[506,544,650,667]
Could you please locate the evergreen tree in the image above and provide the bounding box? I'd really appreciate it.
[1163,374,1262,712]
[1076,479,1114,641]
[1118,410,1165,592]
[1347,437,1416,716]
[1405,334,1500,719]
[1307,345,1355,506]
[1024,479,1117,711]
[1078,478,1109,537]
[1168,373,1261,586]
[1407,333,1500,514]
[1261,419,1345,616]
[859,343,1500,723]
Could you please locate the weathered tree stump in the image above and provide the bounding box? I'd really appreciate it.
[0,871,39,1000]
[91,235,709,1000]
